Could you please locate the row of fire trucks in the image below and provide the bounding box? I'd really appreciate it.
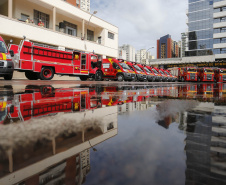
[169,67,226,83]
[0,83,226,124]
[1,35,226,82]
[1,36,176,82]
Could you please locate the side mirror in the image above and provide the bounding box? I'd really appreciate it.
[9,50,14,57]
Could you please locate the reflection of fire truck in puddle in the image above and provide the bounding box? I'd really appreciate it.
[178,85,198,99]
[197,84,214,101]
[1,86,103,124]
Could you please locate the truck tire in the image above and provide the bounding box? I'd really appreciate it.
[181,77,185,82]
[40,67,54,80]
[4,74,13,80]
[198,77,201,82]
[95,70,103,81]
[25,71,39,80]
[117,74,124,82]
[80,76,88,81]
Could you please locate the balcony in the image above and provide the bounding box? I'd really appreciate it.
[0,0,118,58]
[213,0,226,8]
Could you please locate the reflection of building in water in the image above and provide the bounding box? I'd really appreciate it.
[183,103,226,184]
[0,106,118,185]
[118,101,149,114]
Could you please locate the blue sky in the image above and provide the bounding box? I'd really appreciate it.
[91,0,188,57]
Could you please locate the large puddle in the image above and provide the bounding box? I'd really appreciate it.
[0,83,226,185]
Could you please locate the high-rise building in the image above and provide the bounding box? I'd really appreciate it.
[186,0,214,57]
[65,0,90,12]
[119,45,136,61]
[157,34,180,59]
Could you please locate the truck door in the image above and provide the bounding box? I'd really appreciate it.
[102,62,112,77]
[81,54,89,75]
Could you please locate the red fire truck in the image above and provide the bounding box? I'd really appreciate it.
[9,39,102,81]
[170,67,198,82]
[145,66,161,82]
[164,69,178,82]
[214,68,226,83]
[136,64,156,82]
[125,61,147,81]
[152,67,168,82]
[0,36,14,80]
[101,58,135,81]
[197,67,214,82]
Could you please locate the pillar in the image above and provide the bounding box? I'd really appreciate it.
[53,7,56,31]
[8,0,13,18]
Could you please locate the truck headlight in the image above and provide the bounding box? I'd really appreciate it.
[6,54,11,60]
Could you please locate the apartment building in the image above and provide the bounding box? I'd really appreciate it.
[186,0,226,60]
[118,44,136,61]
[157,34,181,59]
[0,0,118,59]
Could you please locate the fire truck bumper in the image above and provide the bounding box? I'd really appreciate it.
[123,73,135,80]
[147,75,154,82]
[0,60,14,76]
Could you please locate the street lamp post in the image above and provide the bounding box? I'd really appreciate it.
[140,47,154,65]
[84,11,97,51]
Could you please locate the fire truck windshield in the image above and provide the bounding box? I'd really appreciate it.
[119,63,130,70]
[134,65,142,71]
[152,69,159,74]
[0,41,8,54]
[187,68,197,72]
[164,71,170,75]
[204,69,213,73]
[0,109,7,122]
[220,70,226,74]
[144,67,151,72]
[159,70,165,75]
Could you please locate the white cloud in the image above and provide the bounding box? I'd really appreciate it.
[91,0,188,57]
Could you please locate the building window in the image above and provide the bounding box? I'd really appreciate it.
[108,32,114,40]
[87,29,94,41]
[21,13,29,22]
[34,10,49,28]
[64,21,77,36]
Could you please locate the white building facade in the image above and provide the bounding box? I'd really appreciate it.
[0,0,118,59]
[136,49,154,65]
[119,44,136,61]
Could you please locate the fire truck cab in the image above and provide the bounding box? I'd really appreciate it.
[101,58,135,81]
[125,61,147,81]
[214,68,226,83]
[0,36,14,80]
[136,64,156,82]
[9,39,102,81]
[197,67,214,82]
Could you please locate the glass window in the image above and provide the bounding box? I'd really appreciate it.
[0,41,8,54]
[64,21,77,36]
[34,10,49,28]
[87,29,94,41]
[108,32,114,40]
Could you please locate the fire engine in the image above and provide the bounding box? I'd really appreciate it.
[214,68,226,83]
[170,67,198,82]
[9,39,102,81]
[197,67,214,82]
[125,61,147,81]
[136,64,156,82]
[145,66,162,82]
[152,67,168,82]
[0,36,14,80]
[101,58,135,81]
[197,84,214,101]
[164,69,178,82]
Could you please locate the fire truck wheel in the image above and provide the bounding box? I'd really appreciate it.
[95,71,103,81]
[4,74,13,80]
[198,77,201,82]
[181,77,185,82]
[25,71,39,80]
[80,76,88,81]
[40,67,54,80]
[117,74,124,82]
